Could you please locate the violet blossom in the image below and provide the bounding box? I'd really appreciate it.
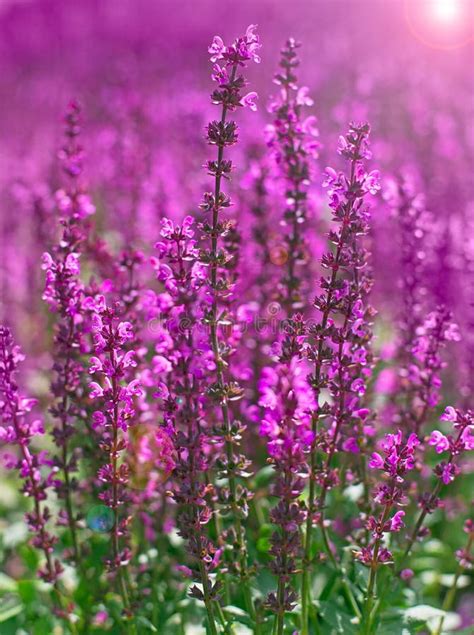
[196,26,261,623]
[301,122,379,631]
[265,38,320,313]
[87,295,141,615]
[0,327,63,584]
[153,215,221,626]
[358,430,420,629]
[41,101,95,564]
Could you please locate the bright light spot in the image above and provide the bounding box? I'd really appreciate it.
[404,0,474,49]
[432,0,461,23]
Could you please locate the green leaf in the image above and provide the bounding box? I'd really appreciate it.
[319,571,338,602]
[17,580,37,605]
[319,600,358,634]
[223,605,253,627]
[253,466,274,488]
[256,536,271,553]
[18,545,39,572]
[0,600,23,623]
[136,616,158,632]
[377,616,417,635]
[0,573,16,592]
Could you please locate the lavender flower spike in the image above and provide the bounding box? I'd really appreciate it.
[266,38,320,313]
[0,327,63,584]
[87,295,141,618]
[198,26,261,623]
[42,101,95,564]
[301,122,379,633]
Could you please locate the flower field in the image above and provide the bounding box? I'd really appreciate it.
[0,1,473,633]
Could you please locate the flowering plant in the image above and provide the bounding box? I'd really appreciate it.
[0,10,473,635]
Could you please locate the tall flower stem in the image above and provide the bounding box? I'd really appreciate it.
[301,124,378,632]
[208,64,251,599]
[262,39,318,634]
[87,302,140,624]
[43,102,95,566]
[0,327,71,619]
[360,497,394,634]
[401,416,466,566]
[57,319,80,564]
[209,62,243,536]
[110,370,131,614]
[199,559,219,635]
[201,26,261,622]
[301,220,347,633]
[155,217,224,634]
[356,432,421,635]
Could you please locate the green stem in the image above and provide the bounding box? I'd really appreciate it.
[59,316,81,564]
[302,150,361,633]
[206,62,256,623]
[432,533,473,635]
[274,577,285,635]
[320,522,361,619]
[198,561,219,635]
[360,500,393,635]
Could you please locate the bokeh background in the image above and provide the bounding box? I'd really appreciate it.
[0,1,473,631]
[0,0,473,396]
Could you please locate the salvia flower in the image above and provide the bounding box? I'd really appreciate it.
[358,430,420,627]
[87,295,141,613]
[261,41,320,625]
[401,308,460,434]
[385,174,432,352]
[263,314,310,626]
[197,26,260,625]
[153,215,220,618]
[42,101,94,563]
[431,407,474,485]
[401,408,473,565]
[0,327,63,583]
[266,38,320,312]
[301,122,378,629]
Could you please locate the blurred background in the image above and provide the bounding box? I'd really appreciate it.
[0,2,473,630]
[0,0,473,377]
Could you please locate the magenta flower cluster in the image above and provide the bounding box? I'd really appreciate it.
[0,18,472,635]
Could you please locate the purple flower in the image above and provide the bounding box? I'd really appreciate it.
[436,462,459,485]
[258,211,311,623]
[441,406,457,422]
[428,430,450,453]
[343,437,360,453]
[404,308,459,434]
[40,102,96,566]
[240,91,258,111]
[266,38,319,313]
[369,452,384,470]
[89,382,104,399]
[296,86,313,106]
[89,357,103,374]
[400,568,414,581]
[0,327,63,583]
[85,295,142,583]
[208,25,261,67]
[208,36,225,62]
[389,510,405,532]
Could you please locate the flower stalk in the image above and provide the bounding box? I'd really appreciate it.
[199,26,261,619]
[301,122,379,632]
